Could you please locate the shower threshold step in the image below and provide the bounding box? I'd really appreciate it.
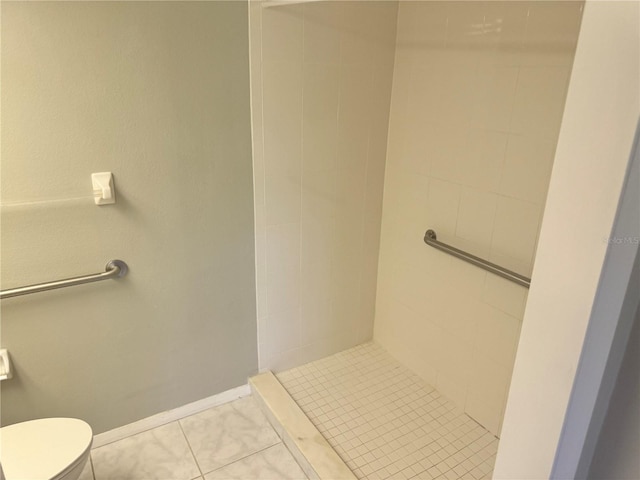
[255,342,498,480]
[250,371,356,480]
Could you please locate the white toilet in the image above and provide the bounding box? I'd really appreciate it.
[0,418,92,480]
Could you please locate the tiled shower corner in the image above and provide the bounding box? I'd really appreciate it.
[275,342,498,480]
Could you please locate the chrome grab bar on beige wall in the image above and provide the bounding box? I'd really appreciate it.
[424,230,531,288]
[0,260,129,299]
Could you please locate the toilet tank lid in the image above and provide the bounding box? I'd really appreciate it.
[0,418,92,480]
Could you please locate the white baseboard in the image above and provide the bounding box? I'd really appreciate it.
[92,384,251,448]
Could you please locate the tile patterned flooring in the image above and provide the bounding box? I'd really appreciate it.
[78,342,498,480]
[80,396,307,480]
[277,342,499,480]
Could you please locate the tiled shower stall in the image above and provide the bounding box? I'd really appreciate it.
[5,0,640,480]
[250,0,581,439]
[10,1,635,479]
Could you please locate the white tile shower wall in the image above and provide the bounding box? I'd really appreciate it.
[250,1,398,371]
[375,1,582,436]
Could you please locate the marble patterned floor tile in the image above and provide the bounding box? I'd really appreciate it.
[91,422,201,480]
[180,396,281,474]
[204,444,307,480]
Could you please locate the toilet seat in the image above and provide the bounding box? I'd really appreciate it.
[0,418,92,480]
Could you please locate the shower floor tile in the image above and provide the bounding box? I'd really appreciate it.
[276,342,498,480]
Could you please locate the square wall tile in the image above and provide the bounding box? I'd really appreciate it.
[265,174,301,226]
[483,2,529,66]
[407,65,444,127]
[266,223,300,315]
[489,250,534,280]
[523,1,583,67]
[467,353,510,409]
[427,124,467,184]
[389,261,431,319]
[396,1,447,49]
[491,196,541,265]
[334,166,367,218]
[482,274,527,319]
[457,129,508,192]
[266,223,300,270]
[363,147,387,221]
[436,61,480,127]
[445,1,486,51]
[337,65,373,173]
[472,66,519,132]
[303,1,341,64]
[255,228,267,320]
[433,328,474,387]
[331,238,362,299]
[266,261,300,317]
[331,289,361,339]
[300,258,332,313]
[397,122,432,178]
[301,167,336,222]
[363,1,400,60]
[464,393,503,437]
[426,178,461,238]
[263,60,303,178]
[300,212,334,268]
[300,294,333,346]
[388,170,429,235]
[262,4,304,65]
[455,187,498,247]
[465,352,511,434]
[511,66,571,140]
[473,303,521,368]
[302,63,339,174]
[266,308,301,356]
[340,2,381,67]
[436,372,468,409]
[447,257,487,300]
[499,134,556,204]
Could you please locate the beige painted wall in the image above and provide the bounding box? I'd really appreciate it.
[0,1,257,433]
[375,1,582,435]
[250,1,398,371]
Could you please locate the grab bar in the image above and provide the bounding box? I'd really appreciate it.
[0,260,129,299]
[424,230,530,288]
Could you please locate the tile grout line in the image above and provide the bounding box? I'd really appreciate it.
[177,420,204,479]
[198,441,286,478]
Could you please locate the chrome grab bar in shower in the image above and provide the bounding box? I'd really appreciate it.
[0,260,129,299]
[424,230,531,288]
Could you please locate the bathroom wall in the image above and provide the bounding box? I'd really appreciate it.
[495,1,639,475]
[249,1,398,371]
[1,1,257,433]
[374,1,583,435]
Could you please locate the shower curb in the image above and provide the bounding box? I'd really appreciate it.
[249,371,356,480]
